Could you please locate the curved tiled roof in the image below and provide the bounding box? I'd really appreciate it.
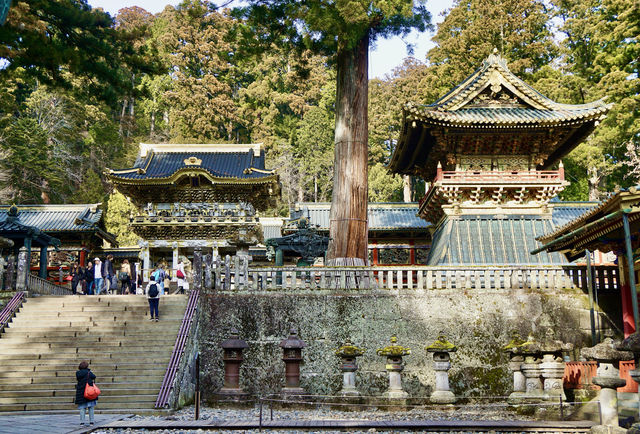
[108,146,276,184]
[290,203,430,232]
[405,106,610,128]
[0,204,103,232]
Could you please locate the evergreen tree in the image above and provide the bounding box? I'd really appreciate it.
[233,0,431,264]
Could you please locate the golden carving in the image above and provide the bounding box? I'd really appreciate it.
[184,156,202,166]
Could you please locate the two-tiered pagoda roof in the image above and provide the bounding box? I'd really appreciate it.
[390,50,611,179]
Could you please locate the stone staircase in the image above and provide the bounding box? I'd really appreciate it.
[0,294,188,413]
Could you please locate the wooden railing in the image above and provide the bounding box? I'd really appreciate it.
[211,264,618,292]
[26,274,73,296]
[563,361,638,393]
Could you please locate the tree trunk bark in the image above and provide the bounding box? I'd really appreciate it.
[403,175,412,202]
[588,166,600,201]
[326,34,369,265]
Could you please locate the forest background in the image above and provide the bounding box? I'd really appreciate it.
[0,0,637,246]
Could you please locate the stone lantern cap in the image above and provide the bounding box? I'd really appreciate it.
[376,336,411,357]
[535,329,574,354]
[335,341,366,358]
[617,332,640,355]
[581,337,633,363]
[220,328,249,350]
[426,332,457,353]
[503,331,532,353]
[280,328,307,349]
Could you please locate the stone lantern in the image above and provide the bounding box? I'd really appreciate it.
[376,336,411,399]
[335,341,366,396]
[503,331,531,403]
[537,329,574,401]
[581,337,633,428]
[218,328,249,397]
[426,332,457,404]
[280,327,306,394]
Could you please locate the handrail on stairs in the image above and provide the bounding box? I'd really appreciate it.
[155,289,200,408]
[0,291,25,334]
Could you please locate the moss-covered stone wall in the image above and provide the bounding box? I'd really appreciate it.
[199,286,611,401]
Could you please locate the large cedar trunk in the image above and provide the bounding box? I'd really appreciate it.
[326,34,369,265]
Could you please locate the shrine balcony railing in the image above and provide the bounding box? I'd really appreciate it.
[132,215,260,224]
[435,169,564,183]
[210,264,618,292]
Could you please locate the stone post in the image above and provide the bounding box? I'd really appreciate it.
[376,336,411,399]
[192,248,202,292]
[171,243,179,282]
[204,253,213,291]
[581,337,633,428]
[38,245,48,279]
[15,247,28,292]
[141,242,150,282]
[218,328,249,398]
[0,255,6,291]
[426,333,457,404]
[335,341,366,397]
[224,255,231,290]
[280,328,306,394]
[214,256,221,290]
[5,255,16,291]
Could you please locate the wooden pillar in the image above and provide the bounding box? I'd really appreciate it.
[372,241,379,266]
[79,247,88,267]
[623,213,639,333]
[38,245,48,279]
[619,255,635,337]
[409,240,416,265]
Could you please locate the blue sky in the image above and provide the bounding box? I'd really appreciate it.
[88,0,454,79]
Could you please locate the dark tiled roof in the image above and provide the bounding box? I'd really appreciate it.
[290,203,431,232]
[109,149,275,182]
[0,204,103,232]
[427,215,566,265]
[551,202,599,229]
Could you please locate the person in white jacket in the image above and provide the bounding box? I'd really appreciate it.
[176,259,189,294]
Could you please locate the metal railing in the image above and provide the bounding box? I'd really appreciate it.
[155,289,200,408]
[212,264,618,292]
[26,274,73,296]
[0,291,25,333]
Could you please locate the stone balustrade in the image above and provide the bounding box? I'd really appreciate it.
[209,261,618,292]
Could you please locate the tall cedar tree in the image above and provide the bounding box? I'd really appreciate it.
[232,1,431,264]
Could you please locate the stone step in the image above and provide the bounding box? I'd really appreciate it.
[0,381,160,391]
[0,340,175,351]
[0,356,171,367]
[0,387,160,398]
[0,374,164,385]
[0,347,171,357]
[0,364,168,377]
[0,400,158,411]
[0,394,158,404]
[0,336,177,345]
[1,330,176,338]
[6,318,182,327]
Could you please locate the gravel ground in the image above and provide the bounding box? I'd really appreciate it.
[94,403,542,434]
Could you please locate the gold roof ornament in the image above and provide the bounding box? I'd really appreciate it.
[336,341,366,357]
[426,332,457,352]
[184,156,202,166]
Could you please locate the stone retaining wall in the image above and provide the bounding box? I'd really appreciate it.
[199,286,611,401]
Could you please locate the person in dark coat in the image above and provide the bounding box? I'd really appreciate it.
[75,360,97,425]
[70,262,84,295]
[84,262,95,295]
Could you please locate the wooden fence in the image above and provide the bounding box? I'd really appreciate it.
[563,360,638,393]
[210,258,618,292]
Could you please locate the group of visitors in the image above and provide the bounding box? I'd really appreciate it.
[69,255,139,295]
